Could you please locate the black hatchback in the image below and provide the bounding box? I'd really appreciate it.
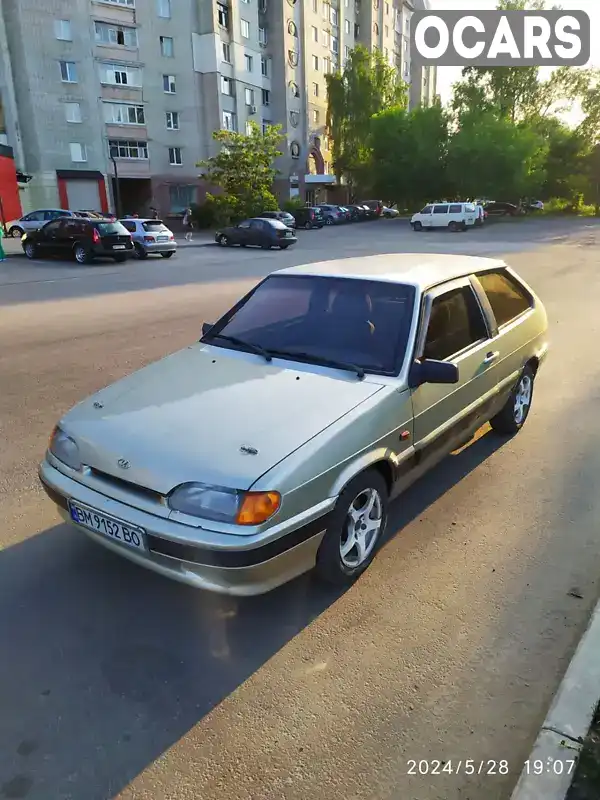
[292,206,324,229]
[22,217,134,263]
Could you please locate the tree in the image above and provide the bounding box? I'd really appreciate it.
[326,45,407,194]
[370,103,450,208]
[197,121,283,224]
[447,110,547,201]
[532,117,590,203]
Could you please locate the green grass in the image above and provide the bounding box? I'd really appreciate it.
[566,702,600,800]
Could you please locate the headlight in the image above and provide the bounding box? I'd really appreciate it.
[49,426,82,470]
[168,482,280,525]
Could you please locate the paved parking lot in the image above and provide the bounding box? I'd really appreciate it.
[2,216,600,800]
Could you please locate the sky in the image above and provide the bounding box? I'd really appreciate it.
[428,0,600,109]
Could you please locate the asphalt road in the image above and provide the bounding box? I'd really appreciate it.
[2,217,600,800]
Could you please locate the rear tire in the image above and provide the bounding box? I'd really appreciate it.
[113,254,127,263]
[261,242,271,250]
[490,366,535,435]
[74,244,92,264]
[133,243,147,260]
[449,221,460,232]
[315,469,388,587]
[160,251,174,258]
[10,226,24,238]
[325,217,334,226]
[304,221,312,230]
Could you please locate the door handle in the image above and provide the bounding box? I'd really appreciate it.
[483,351,499,364]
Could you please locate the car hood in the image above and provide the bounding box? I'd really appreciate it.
[61,344,384,494]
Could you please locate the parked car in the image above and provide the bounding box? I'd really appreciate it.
[411,202,477,231]
[482,201,521,217]
[523,199,544,211]
[215,218,297,249]
[120,218,177,259]
[22,217,134,263]
[39,254,548,596]
[346,204,368,221]
[317,204,346,225]
[292,206,324,229]
[475,204,486,226]
[338,206,353,222]
[259,210,297,229]
[382,206,400,218]
[361,200,384,217]
[6,208,94,238]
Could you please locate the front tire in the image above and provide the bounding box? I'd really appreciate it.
[490,366,535,435]
[24,241,37,259]
[315,469,388,586]
[218,234,229,246]
[413,221,423,231]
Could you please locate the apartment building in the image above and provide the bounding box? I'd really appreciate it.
[0,0,435,216]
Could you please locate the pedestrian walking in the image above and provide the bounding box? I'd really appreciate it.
[182,207,194,241]
[150,206,159,220]
[0,224,5,262]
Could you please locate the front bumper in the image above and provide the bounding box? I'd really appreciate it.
[38,459,331,596]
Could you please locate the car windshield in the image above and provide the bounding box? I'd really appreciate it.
[205,274,416,375]
[97,221,130,235]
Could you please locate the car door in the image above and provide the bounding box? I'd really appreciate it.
[34,219,64,254]
[58,218,85,256]
[248,219,267,246]
[411,278,499,463]
[431,204,449,228]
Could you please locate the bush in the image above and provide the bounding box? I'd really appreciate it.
[191,202,216,229]
[204,189,280,227]
[282,197,306,212]
[541,197,597,216]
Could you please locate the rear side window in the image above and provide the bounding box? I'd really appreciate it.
[423,287,488,361]
[477,270,532,327]
[122,221,137,232]
[433,205,449,214]
[449,204,462,213]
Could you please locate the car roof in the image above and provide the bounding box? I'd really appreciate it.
[119,217,161,223]
[273,253,507,290]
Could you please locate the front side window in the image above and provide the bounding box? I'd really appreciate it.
[477,270,532,327]
[423,287,488,362]
[206,275,416,375]
[420,205,433,214]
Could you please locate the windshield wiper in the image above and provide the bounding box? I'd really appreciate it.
[202,333,272,362]
[267,348,365,380]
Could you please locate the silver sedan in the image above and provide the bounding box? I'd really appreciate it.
[120,218,177,259]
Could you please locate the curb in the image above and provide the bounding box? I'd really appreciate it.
[511,598,600,800]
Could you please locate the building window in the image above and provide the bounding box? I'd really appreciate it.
[344,44,350,59]
[330,6,338,24]
[104,102,145,124]
[157,0,171,16]
[261,55,269,76]
[373,22,379,35]
[109,139,149,159]
[59,61,77,83]
[403,60,408,76]
[245,87,254,105]
[217,3,229,28]
[259,26,267,45]
[262,88,270,105]
[245,120,253,135]
[323,56,331,73]
[312,109,319,123]
[221,75,234,95]
[384,25,389,37]
[222,111,236,131]
[166,111,179,129]
[322,29,329,47]
[312,54,319,70]
[169,184,195,213]
[69,143,87,162]
[312,0,317,11]
[331,36,338,53]
[169,146,182,165]
[163,74,176,92]
[65,102,82,123]
[241,18,250,38]
[104,0,135,6]
[222,42,231,62]
[311,25,318,42]
[160,36,174,56]
[54,19,71,40]
[344,19,350,34]
[95,21,138,47]
[262,119,271,134]
[245,53,253,71]
[322,2,328,19]
[312,82,319,96]
[323,136,329,151]
[100,62,142,86]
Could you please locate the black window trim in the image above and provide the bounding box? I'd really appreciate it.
[472,267,534,332]
[414,276,493,363]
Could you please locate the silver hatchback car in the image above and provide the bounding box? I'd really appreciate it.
[120,218,177,259]
[39,254,548,596]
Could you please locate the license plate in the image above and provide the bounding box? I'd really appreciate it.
[69,501,146,551]
[113,244,126,250]
[157,236,169,242]
[285,232,292,237]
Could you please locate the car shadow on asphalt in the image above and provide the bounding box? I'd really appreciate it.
[0,427,506,800]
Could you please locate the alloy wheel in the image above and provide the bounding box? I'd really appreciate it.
[339,487,383,569]
[514,374,532,424]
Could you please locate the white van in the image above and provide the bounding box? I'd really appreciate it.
[411,202,477,232]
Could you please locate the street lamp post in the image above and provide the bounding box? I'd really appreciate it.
[109,148,121,218]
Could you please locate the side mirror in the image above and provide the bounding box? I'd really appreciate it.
[202,322,213,336]
[408,359,459,388]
